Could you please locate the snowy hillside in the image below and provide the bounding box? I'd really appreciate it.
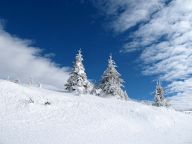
[0,80,192,144]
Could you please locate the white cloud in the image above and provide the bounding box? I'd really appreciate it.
[96,0,192,109]
[0,24,69,88]
[95,0,166,33]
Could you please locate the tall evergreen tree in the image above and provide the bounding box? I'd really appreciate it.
[154,80,167,106]
[65,49,92,94]
[99,55,128,100]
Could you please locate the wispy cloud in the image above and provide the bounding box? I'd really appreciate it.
[95,0,192,109]
[94,0,166,33]
[0,24,69,88]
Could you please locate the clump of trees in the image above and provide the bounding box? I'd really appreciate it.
[65,49,169,107]
[65,50,128,100]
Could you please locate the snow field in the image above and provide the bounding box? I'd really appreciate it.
[0,80,192,144]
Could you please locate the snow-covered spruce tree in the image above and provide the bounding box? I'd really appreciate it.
[65,49,92,94]
[153,80,168,107]
[99,55,128,100]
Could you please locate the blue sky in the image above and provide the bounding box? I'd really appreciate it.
[0,0,191,100]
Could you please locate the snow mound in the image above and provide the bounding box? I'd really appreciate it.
[0,80,192,144]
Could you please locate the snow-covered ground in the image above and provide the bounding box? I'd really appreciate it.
[0,80,192,144]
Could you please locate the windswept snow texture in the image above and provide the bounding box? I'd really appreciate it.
[0,80,192,144]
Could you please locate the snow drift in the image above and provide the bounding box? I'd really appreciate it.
[0,80,192,144]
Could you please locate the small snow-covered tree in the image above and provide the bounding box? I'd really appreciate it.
[65,49,92,94]
[154,80,168,107]
[99,55,128,100]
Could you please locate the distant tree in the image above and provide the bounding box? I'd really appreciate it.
[65,49,93,94]
[153,80,168,107]
[99,55,128,100]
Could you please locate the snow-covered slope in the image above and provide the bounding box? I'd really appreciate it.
[0,80,192,144]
